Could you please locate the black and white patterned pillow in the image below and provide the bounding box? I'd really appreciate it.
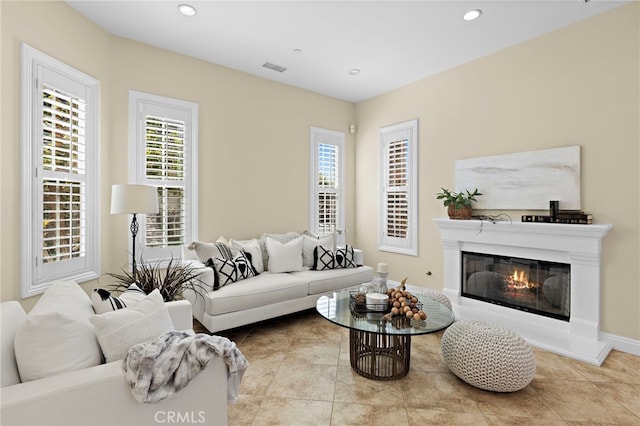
[91,283,147,314]
[335,245,357,269]
[208,251,258,289]
[197,241,237,289]
[312,245,356,271]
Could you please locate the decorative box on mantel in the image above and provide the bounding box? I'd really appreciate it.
[433,218,612,366]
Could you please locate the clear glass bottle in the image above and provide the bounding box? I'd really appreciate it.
[374,273,388,294]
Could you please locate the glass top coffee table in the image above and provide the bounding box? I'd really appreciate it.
[316,290,455,380]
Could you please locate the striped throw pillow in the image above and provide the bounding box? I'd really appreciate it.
[91,283,146,314]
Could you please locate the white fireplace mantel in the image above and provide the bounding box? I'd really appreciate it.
[434,218,612,366]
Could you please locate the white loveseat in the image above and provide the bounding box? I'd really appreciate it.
[1,284,229,426]
[182,234,374,333]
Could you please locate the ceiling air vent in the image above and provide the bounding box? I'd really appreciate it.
[262,62,287,73]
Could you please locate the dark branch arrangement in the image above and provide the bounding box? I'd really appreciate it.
[472,213,512,234]
[106,257,208,303]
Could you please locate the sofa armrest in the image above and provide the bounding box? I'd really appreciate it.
[353,248,364,266]
[1,357,228,426]
[182,244,199,261]
[337,246,365,266]
[181,261,214,323]
[165,300,193,331]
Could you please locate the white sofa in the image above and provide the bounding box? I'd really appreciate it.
[182,238,374,333]
[1,293,229,426]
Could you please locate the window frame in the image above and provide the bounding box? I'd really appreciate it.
[128,91,198,265]
[20,43,100,298]
[309,127,346,246]
[378,119,418,256]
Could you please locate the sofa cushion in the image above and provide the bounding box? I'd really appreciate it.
[89,290,174,362]
[209,251,258,289]
[335,246,357,268]
[260,232,301,269]
[302,233,336,268]
[313,245,335,270]
[14,280,102,382]
[1,301,27,386]
[230,238,264,273]
[205,273,309,316]
[293,265,375,295]
[90,283,146,314]
[265,236,304,273]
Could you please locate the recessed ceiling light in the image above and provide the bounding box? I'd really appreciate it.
[348,69,361,76]
[463,9,482,21]
[293,48,303,54]
[178,4,197,17]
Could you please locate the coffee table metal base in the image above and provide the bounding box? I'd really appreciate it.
[349,329,411,380]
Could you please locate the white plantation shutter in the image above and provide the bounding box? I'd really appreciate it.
[310,127,345,245]
[386,139,409,239]
[129,91,198,263]
[318,143,338,234]
[144,115,186,248]
[21,44,100,297]
[41,85,87,263]
[379,119,418,255]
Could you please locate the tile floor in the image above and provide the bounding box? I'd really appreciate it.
[198,310,640,425]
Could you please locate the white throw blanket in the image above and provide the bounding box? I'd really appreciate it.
[123,330,249,404]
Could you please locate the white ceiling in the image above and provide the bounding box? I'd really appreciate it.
[66,0,628,103]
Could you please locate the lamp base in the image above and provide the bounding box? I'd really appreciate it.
[130,213,139,277]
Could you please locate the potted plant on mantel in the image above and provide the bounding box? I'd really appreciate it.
[436,187,482,220]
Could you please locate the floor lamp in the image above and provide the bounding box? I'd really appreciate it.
[110,184,159,278]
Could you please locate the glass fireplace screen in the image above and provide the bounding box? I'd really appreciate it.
[461,251,570,321]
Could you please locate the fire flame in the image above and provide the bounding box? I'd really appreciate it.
[506,269,536,290]
[512,270,525,283]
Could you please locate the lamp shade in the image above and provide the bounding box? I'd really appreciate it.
[110,184,159,215]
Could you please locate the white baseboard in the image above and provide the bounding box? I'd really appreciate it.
[600,332,640,356]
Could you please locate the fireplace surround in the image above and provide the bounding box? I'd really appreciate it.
[434,218,612,365]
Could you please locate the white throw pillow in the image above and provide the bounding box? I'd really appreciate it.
[14,280,102,382]
[230,238,264,273]
[265,235,304,273]
[302,233,336,268]
[89,290,174,363]
[260,232,301,270]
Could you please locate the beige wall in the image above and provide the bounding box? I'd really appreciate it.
[354,3,639,340]
[1,1,355,311]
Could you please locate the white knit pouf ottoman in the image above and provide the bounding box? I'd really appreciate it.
[441,320,536,392]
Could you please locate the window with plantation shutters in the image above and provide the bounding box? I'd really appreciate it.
[310,127,345,245]
[129,91,198,263]
[21,44,100,297]
[379,119,418,255]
